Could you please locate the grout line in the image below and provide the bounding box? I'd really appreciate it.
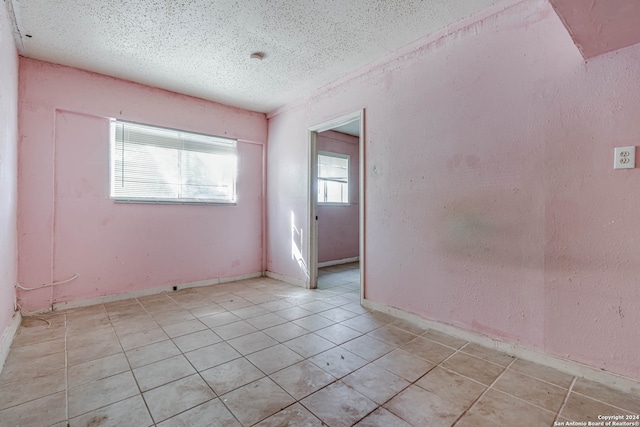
[450,357,518,426]
[553,376,577,424]
[64,313,69,426]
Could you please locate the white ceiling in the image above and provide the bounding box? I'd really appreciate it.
[9,0,503,113]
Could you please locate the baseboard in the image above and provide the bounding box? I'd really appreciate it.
[362,298,640,396]
[0,311,22,375]
[51,272,264,311]
[318,256,360,268]
[265,271,307,288]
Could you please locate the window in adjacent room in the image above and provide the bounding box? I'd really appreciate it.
[110,120,237,204]
[318,151,349,204]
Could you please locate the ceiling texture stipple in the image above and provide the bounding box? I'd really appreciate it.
[9,0,503,113]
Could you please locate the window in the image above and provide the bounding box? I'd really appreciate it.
[318,151,349,204]
[110,120,237,204]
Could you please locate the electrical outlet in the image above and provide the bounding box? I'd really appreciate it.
[614,146,635,169]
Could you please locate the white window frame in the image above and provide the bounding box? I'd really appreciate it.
[109,120,237,205]
[317,151,350,205]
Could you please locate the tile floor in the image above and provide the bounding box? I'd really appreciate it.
[1,263,638,426]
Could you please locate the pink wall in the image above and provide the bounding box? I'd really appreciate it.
[267,0,640,381]
[0,1,19,342]
[317,130,359,263]
[18,59,267,311]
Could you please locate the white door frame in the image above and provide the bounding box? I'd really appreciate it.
[307,110,365,303]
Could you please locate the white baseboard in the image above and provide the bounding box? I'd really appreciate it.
[362,299,640,396]
[265,271,307,288]
[318,256,360,268]
[0,311,22,374]
[51,272,264,311]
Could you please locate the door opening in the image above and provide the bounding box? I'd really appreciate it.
[308,110,364,304]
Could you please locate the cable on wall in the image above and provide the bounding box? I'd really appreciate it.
[15,273,80,291]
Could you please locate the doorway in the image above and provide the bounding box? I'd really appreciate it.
[308,110,364,303]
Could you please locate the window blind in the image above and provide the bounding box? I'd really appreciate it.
[110,120,237,203]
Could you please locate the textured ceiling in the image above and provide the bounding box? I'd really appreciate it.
[549,0,640,59]
[9,0,504,113]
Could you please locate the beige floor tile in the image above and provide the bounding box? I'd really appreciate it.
[246,344,304,375]
[561,392,633,421]
[68,371,139,417]
[111,315,158,336]
[460,343,515,367]
[283,333,335,358]
[67,338,124,366]
[366,325,417,347]
[143,374,216,423]
[185,342,242,372]
[292,314,336,331]
[68,352,130,388]
[309,347,367,378]
[169,293,214,310]
[0,391,66,427]
[188,303,226,318]
[493,369,567,412]
[274,306,314,321]
[259,299,296,312]
[213,320,259,340]
[66,316,112,335]
[126,339,181,369]
[572,378,640,414]
[341,302,370,315]
[152,310,197,327]
[0,351,65,384]
[354,407,413,427]
[69,395,153,427]
[375,349,435,382]
[119,327,169,351]
[343,363,410,404]
[385,384,465,427]
[172,329,222,353]
[340,314,387,333]
[318,307,359,322]
[8,337,65,360]
[299,301,334,314]
[218,297,254,311]
[401,336,456,364]
[456,389,555,426]
[509,358,574,388]
[11,324,66,348]
[133,354,196,391]
[391,319,429,336]
[315,324,362,345]
[270,360,336,400]
[200,358,265,395]
[263,322,311,342]
[200,311,242,329]
[300,381,377,427]
[0,368,66,410]
[230,305,269,319]
[421,329,467,349]
[340,335,395,362]
[227,331,279,355]
[254,403,323,426]
[415,367,486,408]
[441,352,505,385]
[161,319,207,338]
[66,328,118,351]
[222,377,295,425]
[157,398,241,427]
[246,312,289,330]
